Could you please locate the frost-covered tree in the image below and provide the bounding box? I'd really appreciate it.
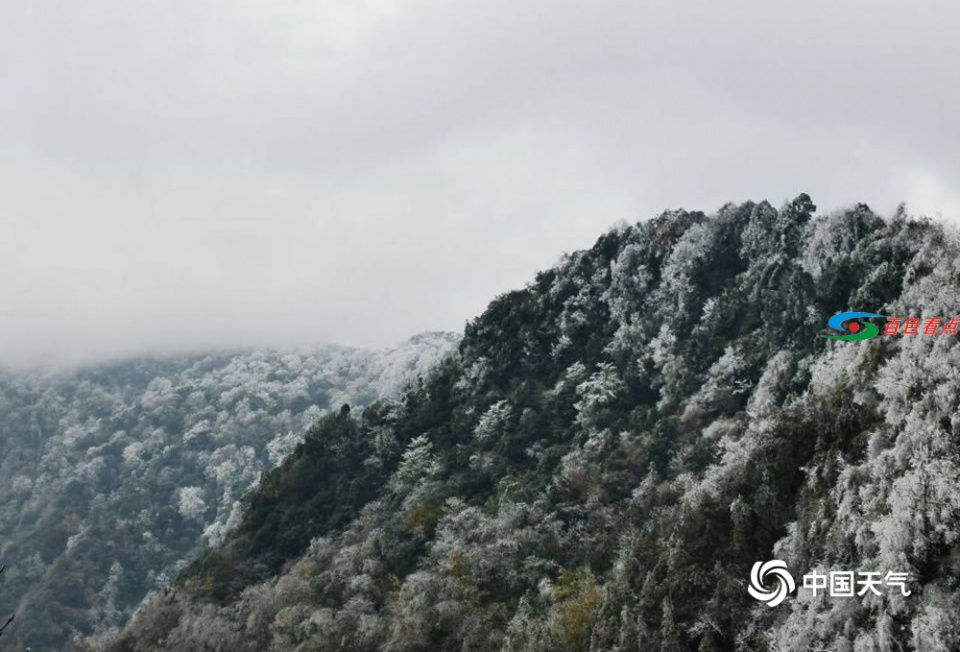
[0,333,458,650]
[87,198,960,652]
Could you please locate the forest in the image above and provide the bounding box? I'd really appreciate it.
[0,333,458,650]
[10,196,960,651]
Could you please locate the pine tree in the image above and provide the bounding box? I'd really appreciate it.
[659,596,681,652]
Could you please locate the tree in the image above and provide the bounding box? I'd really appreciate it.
[82,199,960,652]
[659,596,681,652]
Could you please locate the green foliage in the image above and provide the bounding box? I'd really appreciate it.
[181,409,384,599]
[553,568,603,651]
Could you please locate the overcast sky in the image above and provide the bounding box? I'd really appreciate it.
[2,0,959,367]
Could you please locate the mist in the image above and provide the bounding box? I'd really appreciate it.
[2,0,959,367]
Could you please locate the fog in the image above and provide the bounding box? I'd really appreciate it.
[2,0,958,367]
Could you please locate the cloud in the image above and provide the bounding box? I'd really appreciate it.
[901,167,960,221]
[1,0,959,366]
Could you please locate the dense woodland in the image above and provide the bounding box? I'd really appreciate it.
[9,196,960,651]
[88,197,960,651]
[0,333,459,650]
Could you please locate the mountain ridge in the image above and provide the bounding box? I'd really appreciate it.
[75,197,960,650]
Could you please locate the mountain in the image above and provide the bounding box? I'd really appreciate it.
[89,197,960,651]
[0,333,459,650]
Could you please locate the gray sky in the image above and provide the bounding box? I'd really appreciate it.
[2,0,959,367]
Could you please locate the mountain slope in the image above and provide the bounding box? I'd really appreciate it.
[96,197,960,651]
[0,333,459,650]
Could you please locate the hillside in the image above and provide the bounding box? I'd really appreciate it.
[0,333,459,650]
[93,197,960,651]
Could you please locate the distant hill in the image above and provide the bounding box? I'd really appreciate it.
[0,332,459,650]
[90,198,960,651]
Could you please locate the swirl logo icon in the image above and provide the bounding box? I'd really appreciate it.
[748,560,796,607]
[823,311,884,341]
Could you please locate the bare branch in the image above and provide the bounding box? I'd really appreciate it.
[0,564,13,638]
